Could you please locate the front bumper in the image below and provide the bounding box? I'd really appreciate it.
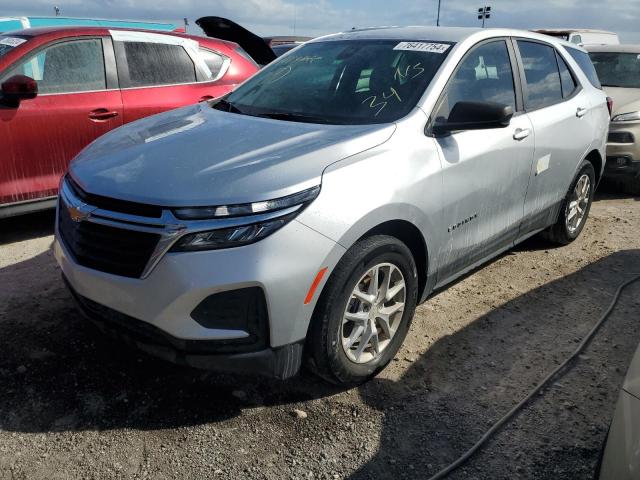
[605,121,640,179]
[55,213,345,377]
[65,276,304,378]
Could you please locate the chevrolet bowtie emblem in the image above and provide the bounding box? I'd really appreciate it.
[67,203,95,222]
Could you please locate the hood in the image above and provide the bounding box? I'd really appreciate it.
[196,16,276,66]
[603,86,640,117]
[70,103,395,207]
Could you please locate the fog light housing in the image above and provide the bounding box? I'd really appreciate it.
[190,287,268,348]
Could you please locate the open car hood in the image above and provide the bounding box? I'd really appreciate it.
[196,16,276,66]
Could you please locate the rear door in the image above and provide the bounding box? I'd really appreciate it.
[432,39,535,283]
[514,39,594,234]
[0,36,123,206]
[112,31,232,123]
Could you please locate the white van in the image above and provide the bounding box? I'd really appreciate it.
[533,29,619,46]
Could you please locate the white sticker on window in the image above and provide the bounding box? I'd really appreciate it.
[0,37,27,47]
[393,42,450,54]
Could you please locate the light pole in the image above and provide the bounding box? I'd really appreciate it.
[436,0,442,26]
[477,6,491,28]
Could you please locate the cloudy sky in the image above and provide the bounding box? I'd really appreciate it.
[2,0,639,42]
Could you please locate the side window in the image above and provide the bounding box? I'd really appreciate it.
[567,47,602,89]
[198,48,229,81]
[2,38,106,94]
[517,40,562,110]
[436,40,516,122]
[556,52,578,98]
[120,41,196,87]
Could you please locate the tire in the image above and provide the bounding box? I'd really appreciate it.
[305,235,419,387]
[541,160,596,245]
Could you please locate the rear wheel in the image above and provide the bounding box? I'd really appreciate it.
[542,160,595,245]
[305,235,418,386]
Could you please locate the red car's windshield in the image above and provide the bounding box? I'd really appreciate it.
[0,35,30,59]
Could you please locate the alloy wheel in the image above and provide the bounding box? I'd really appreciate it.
[341,262,406,364]
[566,173,591,234]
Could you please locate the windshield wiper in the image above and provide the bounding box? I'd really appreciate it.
[212,98,245,114]
[254,111,335,124]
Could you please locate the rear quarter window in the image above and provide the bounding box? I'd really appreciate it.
[565,46,601,89]
[198,48,229,81]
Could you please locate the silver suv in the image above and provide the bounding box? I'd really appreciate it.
[55,27,609,386]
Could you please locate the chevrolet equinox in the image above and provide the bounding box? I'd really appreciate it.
[55,27,609,386]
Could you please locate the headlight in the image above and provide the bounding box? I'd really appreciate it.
[612,111,640,122]
[169,186,320,252]
[170,212,297,251]
[173,186,320,220]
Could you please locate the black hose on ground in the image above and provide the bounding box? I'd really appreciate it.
[427,272,640,480]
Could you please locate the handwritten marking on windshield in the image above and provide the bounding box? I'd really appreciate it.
[394,63,425,81]
[266,65,292,84]
[293,55,322,64]
[362,88,402,116]
[264,56,323,84]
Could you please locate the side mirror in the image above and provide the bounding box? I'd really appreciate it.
[432,101,513,135]
[1,75,38,107]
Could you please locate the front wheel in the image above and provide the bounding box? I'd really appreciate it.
[305,235,418,386]
[542,160,595,245]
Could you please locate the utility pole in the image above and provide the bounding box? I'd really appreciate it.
[184,17,189,33]
[477,6,491,28]
[436,0,442,26]
[293,5,297,35]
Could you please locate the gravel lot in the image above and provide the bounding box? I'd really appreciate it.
[1,191,639,480]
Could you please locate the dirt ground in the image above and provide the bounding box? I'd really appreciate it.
[1,191,639,480]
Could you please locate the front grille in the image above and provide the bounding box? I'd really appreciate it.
[66,176,163,218]
[58,199,160,278]
[608,131,635,144]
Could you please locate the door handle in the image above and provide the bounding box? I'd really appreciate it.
[199,95,214,102]
[576,107,588,118]
[89,108,119,121]
[513,128,531,141]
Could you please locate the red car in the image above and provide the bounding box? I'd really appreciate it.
[0,26,259,217]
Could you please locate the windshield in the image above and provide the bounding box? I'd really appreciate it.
[223,39,454,125]
[589,51,640,88]
[0,35,29,59]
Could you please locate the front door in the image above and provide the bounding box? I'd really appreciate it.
[432,39,535,284]
[0,37,123,205]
